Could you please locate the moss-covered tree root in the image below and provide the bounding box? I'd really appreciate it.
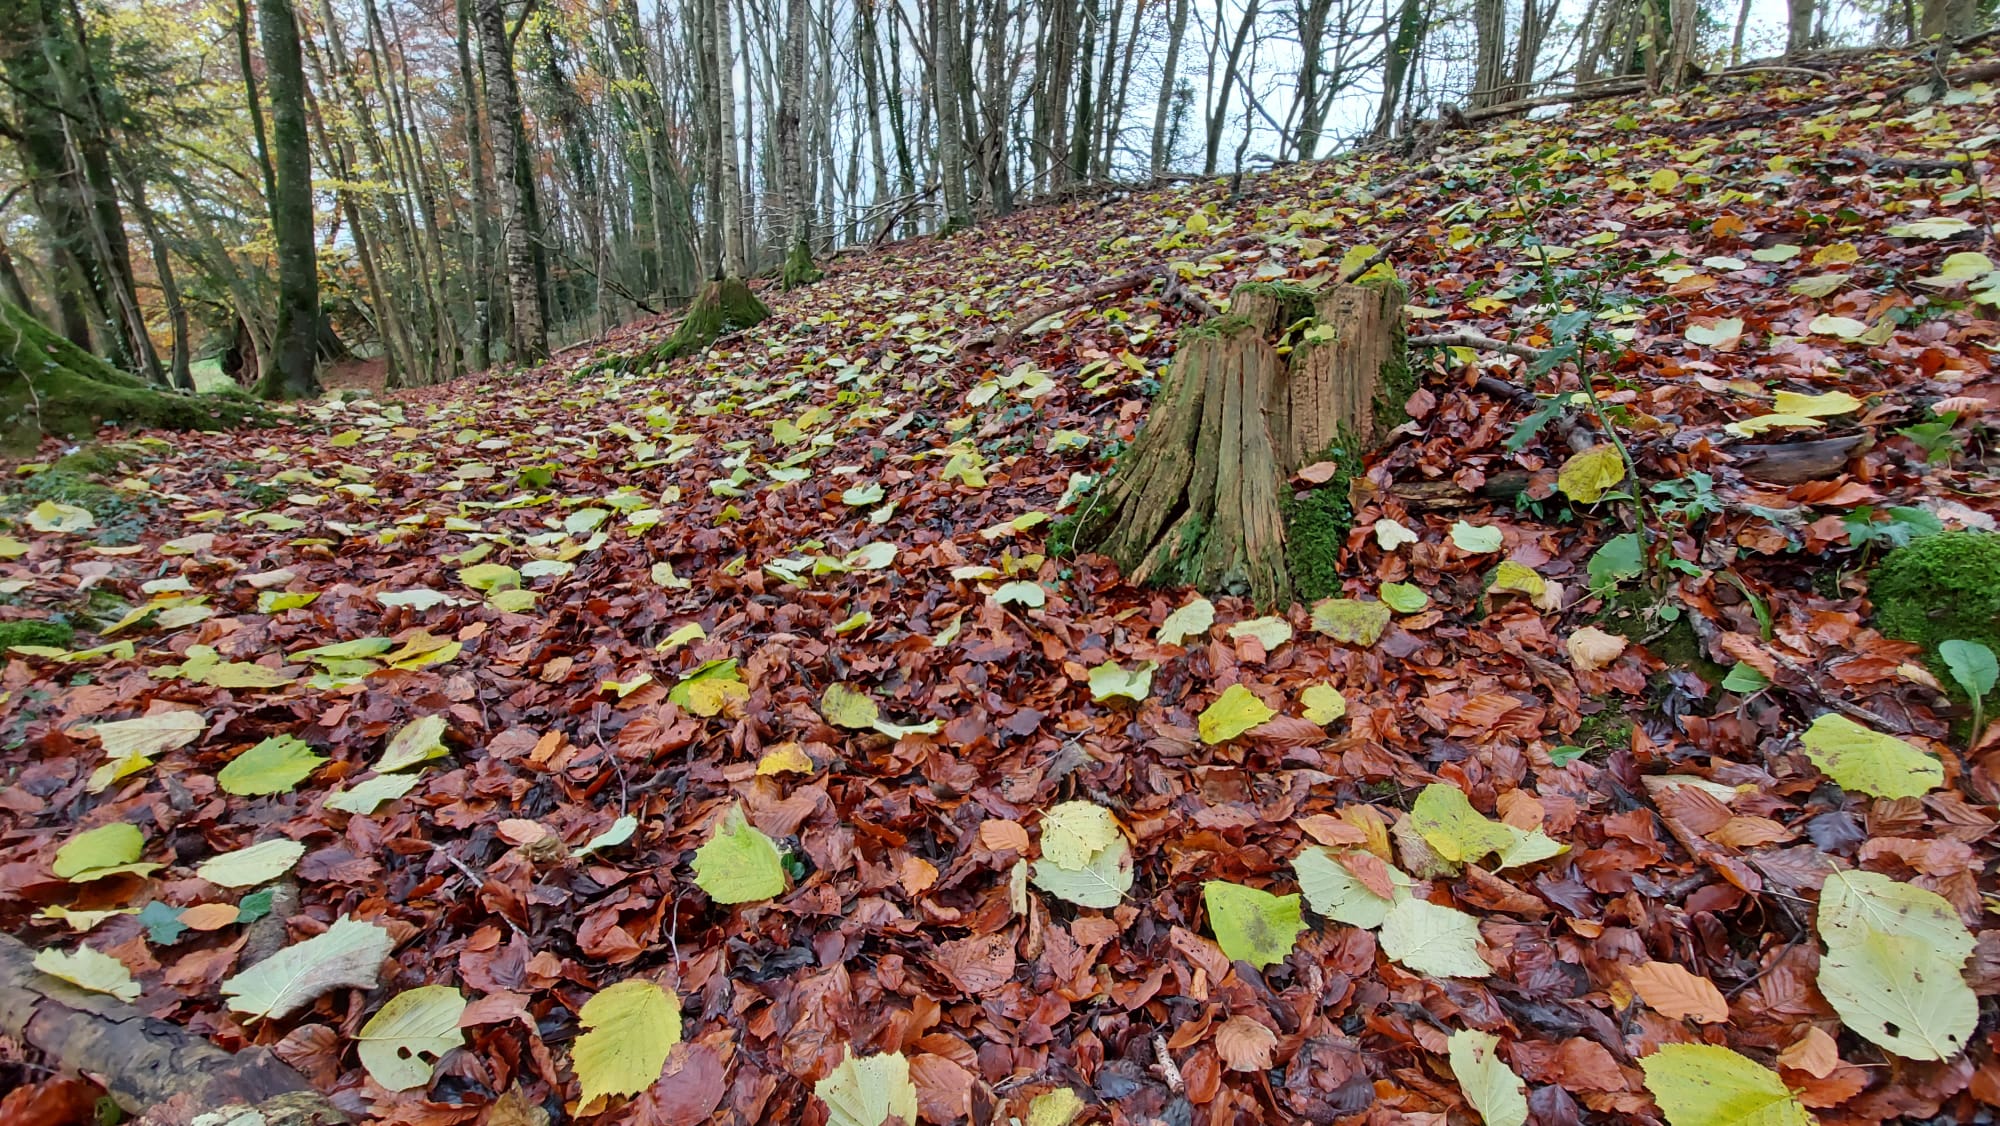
[1,298,269,451]
[638,277,770,367]
[780,239,822,288]
[1068,278,1408,608]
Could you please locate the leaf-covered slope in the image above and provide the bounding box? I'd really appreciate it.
[2,49,1998,1124]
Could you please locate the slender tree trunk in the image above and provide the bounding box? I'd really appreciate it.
[778,0,818,283]
[857,0,893,237]
[476,0,548,360]
[1374,0,1427,136]
[251,0,320,398]
[1152,0,1188,175]
[712,0,748,275]
[1470,0,1508,106]
[1203,0,1258,176]
[932,0,973,228]
[1786,0,1815,51]
[456,0,492,370]
[1294,0,1331,158]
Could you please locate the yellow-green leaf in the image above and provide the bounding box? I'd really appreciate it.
[377,715,450,773]
[1300,684,1347,725]
[1199,684,1276,744]
[572,979,681,1105]
[222,916,393,1020]
[1410,784,1518,863]
[1293,847,1403,928]
[358,986,468,1092]
[217,735,326,796]
[691,805,788,904]
[1380,582,1429,613]
[1379,898,1490,977]
[1489,561,1546,598]
[1449,1029,1528,1126]
[1799,713,1942,798]
[1025,1087,1086,1126]
[821,683,881,729]
[1158,597,1215,646]
[34,944,139,1001]
[52,823,144,881]
[26,500,95,534]
[325,772,424,815]
[1638,1044,1813,1126]
[1226,616,1292,650]
[1772,390,1862,417]
[1203,880,1305,969]
[1087,661,1155,703]
[197,838,306,889]
[1040,801,1122,869]
[815,1047,920,1126]
[1310,598,1391,645]
[1817,870,1974,963]
[1031,837,1133,908]
[457,562,521,592]
[1557,445,1626,503]
[1449,521,1503,553]
[1818,930,1975,1061]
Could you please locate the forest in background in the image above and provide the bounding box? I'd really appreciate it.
[2,0,1993,413]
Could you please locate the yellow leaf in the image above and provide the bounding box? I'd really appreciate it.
[573,980,682,1105]
[756,744,816,775]
[1039,801,1122,869]
[691,805,788,903]
[1489,561,1547,598]
[1772,390,1862,417]
[33,945,140,1001]
[1301,684,1347,725]
[1556,445,1625,503]
[1639,1044,1812,1126]
[821,683,881,729]
[815,1047,920,1126]
[1199,684,1276,744]
[1799,713,1942,798]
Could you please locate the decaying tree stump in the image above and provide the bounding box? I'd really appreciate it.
[639,276,770,367]
[1067,278,1409,608]
[0,933,344,1124]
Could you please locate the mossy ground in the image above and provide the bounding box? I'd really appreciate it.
[1871,531,2000,706]
[0,619,74,650]
[2,443,157,545]
[1282,435,1364,603]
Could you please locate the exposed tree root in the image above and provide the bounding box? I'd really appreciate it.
[635,276,770,367]
[0,932,343,1124]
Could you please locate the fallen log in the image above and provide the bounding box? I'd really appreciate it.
[1724,432,1870,484]
[0,932,344,1124]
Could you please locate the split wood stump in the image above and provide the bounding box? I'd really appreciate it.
[1068,278,1409,608]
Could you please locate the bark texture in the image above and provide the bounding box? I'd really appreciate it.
[0,932,342,1123]
[1068,280,1408,608]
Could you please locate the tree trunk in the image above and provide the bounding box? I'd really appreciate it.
[1470,0,1509,107]
[712,0,748,276]
[0,932,341,1124]
[637,276,768,366]
[476,0,549,362]
[1787,0,1814,52]
[1152,0,1189,175]
[1203,0,1258,176]
[1919,0,1972,39]
[1374,0,1426,137]
[456,0,493,370]
[252,0,322,400]
[1068,280,1408,609]
[778,0,819,286]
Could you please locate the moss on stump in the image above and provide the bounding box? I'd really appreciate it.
[1872,530,2000,701]
[640,277,770,367]
[1,298,269,451]
[781,240,822,289]
[1069,279,1408,609]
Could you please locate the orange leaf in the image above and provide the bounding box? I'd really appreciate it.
[1777,1026,1840,1079]
[978,819,1031,854]
[1296,814,1367,847]
[1624,960,1729,1023]
[1706,815,1796,849]
[179,902,243,931]
[1214,1015,1278,1072]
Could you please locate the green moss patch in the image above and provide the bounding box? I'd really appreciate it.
[1282,437,1364,603]
[1872,530,2000,703]
[0,619,74,650]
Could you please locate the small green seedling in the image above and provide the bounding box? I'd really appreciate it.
[1939,638,1997,748]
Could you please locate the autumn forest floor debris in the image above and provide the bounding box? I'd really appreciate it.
[3,48,2000,1126]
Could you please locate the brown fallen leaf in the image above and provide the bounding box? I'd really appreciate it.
[1624,960,1730,1024]
[933,931,1017,995]
[179,902,243,931]
[978,818,1031,854]
[1777,1026,1841,1079]
[1214,1015,1278,1072]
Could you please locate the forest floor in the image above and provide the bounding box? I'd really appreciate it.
[2,46,1998,1126]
